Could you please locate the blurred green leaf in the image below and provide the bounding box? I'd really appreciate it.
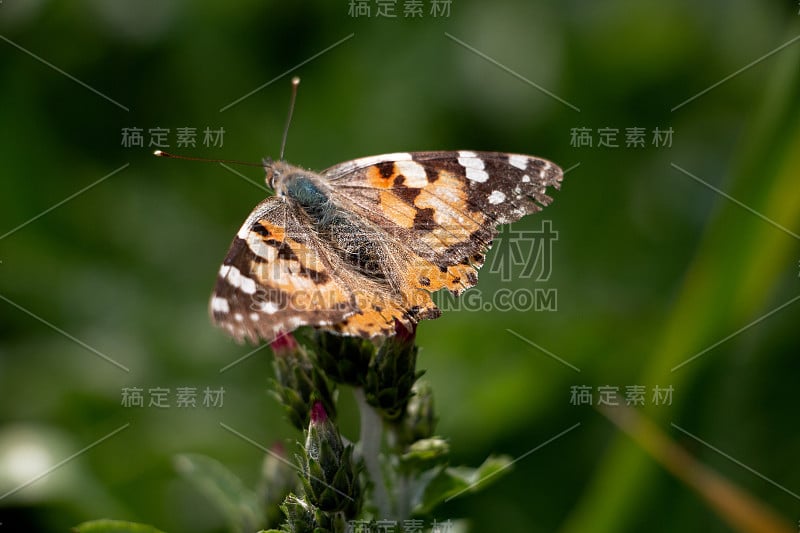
[399,437,450,473]
[414,455,512,515]
[174,453,264,533]
[563,27,800,533]
[73,520,166,533]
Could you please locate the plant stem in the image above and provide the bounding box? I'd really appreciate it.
[386,426,410,521]
[353,387,391,519]
[395,472,409,521]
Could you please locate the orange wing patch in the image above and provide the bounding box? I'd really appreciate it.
[413,169,485,249]
[247,220,337,296]
[410,260,479,294]
[379,190,417,229]
[366,162,398,189]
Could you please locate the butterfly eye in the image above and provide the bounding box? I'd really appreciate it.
[263,158,277,187]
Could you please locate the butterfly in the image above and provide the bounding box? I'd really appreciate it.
[209,150,563,343]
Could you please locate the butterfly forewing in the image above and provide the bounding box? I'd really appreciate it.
[324,151,562,266]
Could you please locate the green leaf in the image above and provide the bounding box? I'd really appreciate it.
[73,520,167,533]
[413,454,513,515]
[174,453,264,533]
[399,437,450,472]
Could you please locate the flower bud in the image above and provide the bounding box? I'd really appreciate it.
[302,402,362,515]
[365,320,423,422]
[270,332,336,431]
[270,330,299,354]
[309,331,375,387]
[280,493,316,533]
[398,381,437,445]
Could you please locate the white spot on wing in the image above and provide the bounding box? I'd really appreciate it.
[509,154,528,170]
[466,168,489,183]
[395,160,428,187]
[222,264,257,295]
[522,174,531,183]
[259,301,280,314]
[240,278,256,296]
[488,190,506,204]
[234,313,244,322]
[211,297,230,313]
[249,312,260,321]
[457,153,489,182]
[458,155,484,170]
[355,152,413,166]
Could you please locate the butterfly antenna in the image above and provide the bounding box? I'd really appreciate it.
[279,76,300,161]
[153,151,265,167]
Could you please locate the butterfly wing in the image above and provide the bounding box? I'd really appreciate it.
[210,196,368,343]
[322,151,563,295]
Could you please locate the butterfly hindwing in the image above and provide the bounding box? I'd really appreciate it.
[210,197,361,342]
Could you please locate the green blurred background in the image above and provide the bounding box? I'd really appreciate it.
[1,1,799,531]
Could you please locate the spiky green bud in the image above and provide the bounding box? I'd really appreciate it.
[301,402,362,516]
[271,332,336,431]
[365,320,423,422]
[309,331,375,387]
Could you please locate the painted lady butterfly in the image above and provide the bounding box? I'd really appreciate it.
[209,149,563,342]
[188,79,564,342]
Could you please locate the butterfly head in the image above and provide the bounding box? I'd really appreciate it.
[264,159,326,203]
[263,157,277,189]
[263,158,294,193]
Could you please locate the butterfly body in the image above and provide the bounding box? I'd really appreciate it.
[212,151,563,343]
[274,164,391,283]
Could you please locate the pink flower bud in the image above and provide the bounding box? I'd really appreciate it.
[310,400,328,425]
[270,330,298,355]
